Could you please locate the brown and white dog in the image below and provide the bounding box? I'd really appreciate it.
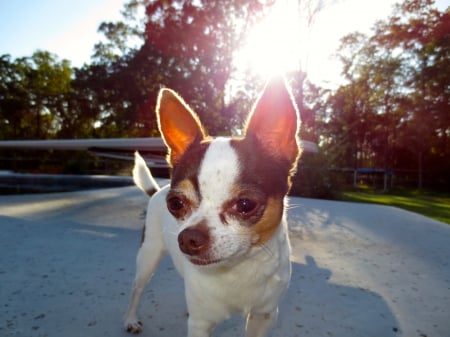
[124,77,301,337]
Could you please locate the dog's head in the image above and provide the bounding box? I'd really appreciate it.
[157,77,301,266]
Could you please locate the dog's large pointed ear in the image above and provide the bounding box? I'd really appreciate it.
[156,88,206,166]
[244,76,300,164]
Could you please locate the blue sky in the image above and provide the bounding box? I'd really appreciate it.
[0,0,124,66]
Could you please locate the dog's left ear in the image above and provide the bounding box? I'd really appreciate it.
[244,76,300,164]
[156,88,206,166]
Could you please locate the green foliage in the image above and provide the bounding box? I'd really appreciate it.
[290,152,343,199]
[0,51,72,139]
[322,0,449,190]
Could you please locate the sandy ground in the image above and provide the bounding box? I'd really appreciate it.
[1,185,449,337]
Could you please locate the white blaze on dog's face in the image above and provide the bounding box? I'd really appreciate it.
[157,77,300,266]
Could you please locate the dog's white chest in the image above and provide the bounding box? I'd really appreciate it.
[182,223,291,319]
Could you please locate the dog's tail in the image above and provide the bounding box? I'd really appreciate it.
[133,151,160,197]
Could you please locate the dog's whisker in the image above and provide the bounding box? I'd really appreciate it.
[166,230,178,237]
[286,203,301,210]
[260,243,274,257]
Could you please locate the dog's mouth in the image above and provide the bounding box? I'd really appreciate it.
[188,257,222,266]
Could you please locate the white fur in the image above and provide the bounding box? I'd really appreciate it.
[124,144,291,337]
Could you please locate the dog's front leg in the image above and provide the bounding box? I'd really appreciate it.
[187,315,216,337]
[124,232,166,333]
[245,308,278,337]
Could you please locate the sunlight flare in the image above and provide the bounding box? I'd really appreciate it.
[235,0,307,77]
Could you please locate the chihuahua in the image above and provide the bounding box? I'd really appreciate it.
[124,77,301,337]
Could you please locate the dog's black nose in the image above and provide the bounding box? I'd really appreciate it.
[178,227,209,256]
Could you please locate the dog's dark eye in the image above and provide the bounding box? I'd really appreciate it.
[167,191,194,220]
[167,196,185,213]
[235,198,258,215]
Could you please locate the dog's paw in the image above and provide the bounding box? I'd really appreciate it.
[125,319,143,334]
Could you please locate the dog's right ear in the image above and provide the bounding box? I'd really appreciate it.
[156,89,206,166]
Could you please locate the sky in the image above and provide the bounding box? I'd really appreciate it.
[0,0,124,66]
[0,0,447,87]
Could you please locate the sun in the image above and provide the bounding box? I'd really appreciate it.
[234,1,307,77]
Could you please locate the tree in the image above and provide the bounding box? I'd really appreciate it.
[0,54,30,139]
[372,0,449,189]
[324,0,449,189]
[28,51,72,138]
[0,51,72,139]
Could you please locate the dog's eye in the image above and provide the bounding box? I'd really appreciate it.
[167,191,194,220]
[167,196,185,213]
[234,198,258,215]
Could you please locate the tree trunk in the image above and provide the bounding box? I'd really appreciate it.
[418,151,423,190]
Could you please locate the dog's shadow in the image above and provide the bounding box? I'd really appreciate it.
[275,255,400,337]
[213,255,400,337]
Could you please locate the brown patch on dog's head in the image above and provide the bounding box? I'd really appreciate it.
[170,178,200,208]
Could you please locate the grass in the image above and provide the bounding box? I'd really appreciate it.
[341,187,450,225]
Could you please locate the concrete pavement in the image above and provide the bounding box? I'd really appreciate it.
[1,186,449,337]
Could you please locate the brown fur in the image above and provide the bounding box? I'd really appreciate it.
[250,197,284,246]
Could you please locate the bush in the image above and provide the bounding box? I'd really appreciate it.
[290,152,342,199]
